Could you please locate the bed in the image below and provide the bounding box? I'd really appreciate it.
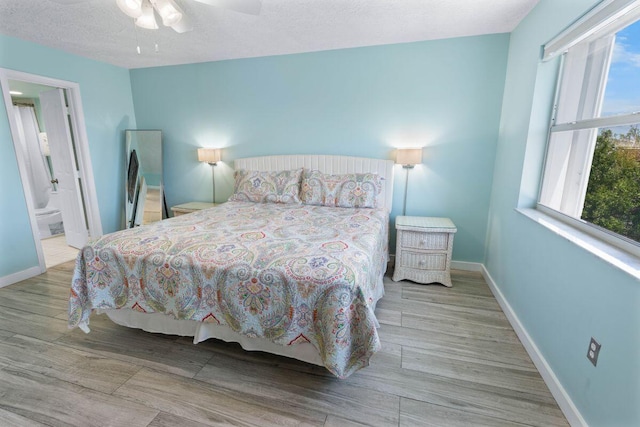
[68,154,394,378]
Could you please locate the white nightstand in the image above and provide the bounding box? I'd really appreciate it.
[392,216,457,287]
[171,202,217,217]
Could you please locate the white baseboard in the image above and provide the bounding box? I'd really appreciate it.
[0,266,43,289]
[450,260,483,272]
[480,265,587,427]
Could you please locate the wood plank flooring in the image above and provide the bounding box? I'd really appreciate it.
[0,262,568,426]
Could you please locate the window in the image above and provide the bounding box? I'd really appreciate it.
[539,0,640,254]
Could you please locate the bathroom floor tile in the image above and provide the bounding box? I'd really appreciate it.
[41,235,79,269]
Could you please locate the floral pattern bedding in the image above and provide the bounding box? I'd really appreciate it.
[300,171,382,208]
[228,168,303,204]
[69,201,389,378]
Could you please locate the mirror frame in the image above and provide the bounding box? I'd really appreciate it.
[124,129,164,228]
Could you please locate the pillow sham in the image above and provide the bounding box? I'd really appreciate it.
[228,168,303,204]
[300,170,382,208]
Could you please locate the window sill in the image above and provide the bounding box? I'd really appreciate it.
[516,208,640,281]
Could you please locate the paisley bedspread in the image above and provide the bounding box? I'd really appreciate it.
[69,201,388,378]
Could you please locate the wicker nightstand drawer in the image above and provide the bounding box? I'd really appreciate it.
[399,251,447,270]
[400,231,449,251]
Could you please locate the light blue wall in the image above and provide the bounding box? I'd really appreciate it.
[130,34,510,262]
[0,34,137,277]
[485,0,640,425]
[4,7,635,423]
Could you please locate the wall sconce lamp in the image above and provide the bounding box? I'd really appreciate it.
[396,148,423,216]
[197,148,221,203]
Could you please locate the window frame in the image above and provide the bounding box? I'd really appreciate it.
[536,204,640,258]
[537,0,640,259]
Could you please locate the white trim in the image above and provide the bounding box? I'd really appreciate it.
[450,260,483,272]
[523,207,640,279]
[551,111,640,132]
[480,265,588,427]
[0,72,47,272]
[0,266,42,288]
[536,204,640,261]
[540,5,640,250]
[543,0,639,61]
[66,83,103,238]
[0,68,102,273]
[391,251,589,424]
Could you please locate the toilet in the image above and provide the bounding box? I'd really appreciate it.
[13,106,66,240]
[36,205,64,239]
[35,188,64,239]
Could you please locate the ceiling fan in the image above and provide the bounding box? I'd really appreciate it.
[118,0,262,33]
[50,0,262,33]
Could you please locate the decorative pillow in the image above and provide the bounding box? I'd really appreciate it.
[300,170,382,208]
[228,168,303,204]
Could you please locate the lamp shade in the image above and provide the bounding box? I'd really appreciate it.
[198,148,221,164]
[396,148,422,166]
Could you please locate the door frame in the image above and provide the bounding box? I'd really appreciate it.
[0,68,103,272]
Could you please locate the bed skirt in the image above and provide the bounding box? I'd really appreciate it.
[101,308,325,366]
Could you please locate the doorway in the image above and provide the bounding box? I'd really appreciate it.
[0,69,102,273]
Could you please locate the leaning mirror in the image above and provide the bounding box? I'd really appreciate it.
[125,130,165,228]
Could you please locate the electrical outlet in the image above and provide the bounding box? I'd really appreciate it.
[587,337,601,366]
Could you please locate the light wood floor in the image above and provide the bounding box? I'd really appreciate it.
[0,262,568,427]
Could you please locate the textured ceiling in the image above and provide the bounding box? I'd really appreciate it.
[0,0,539,69]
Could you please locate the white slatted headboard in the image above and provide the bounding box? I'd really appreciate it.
[234,154,395,212]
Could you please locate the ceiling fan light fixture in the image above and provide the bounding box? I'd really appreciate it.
[169,13,193,33]
[116,0,143,18]
[154,0,183,27]
[135,0,159,29]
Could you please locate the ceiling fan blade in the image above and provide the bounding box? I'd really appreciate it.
[170,13,193,33]
[193,0,261,15]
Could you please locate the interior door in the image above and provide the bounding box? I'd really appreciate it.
[40,88,88,249]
